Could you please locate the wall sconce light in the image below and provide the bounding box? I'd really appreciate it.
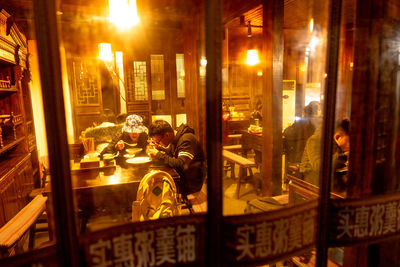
[247,21,252,37]
[109,0,140,30]
[98,43,113,62]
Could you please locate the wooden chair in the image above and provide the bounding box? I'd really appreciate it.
[0,195,47,257]
[222,149,257,198]
[27,162,50,249]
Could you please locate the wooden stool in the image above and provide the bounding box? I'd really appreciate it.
[222,149,256,198]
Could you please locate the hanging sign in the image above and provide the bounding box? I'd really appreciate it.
[82,215,205,266]
[222,200,318,266]
[328,193,400,246]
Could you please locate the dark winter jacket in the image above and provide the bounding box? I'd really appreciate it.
[154,124,205,196]
[283,118,316,164]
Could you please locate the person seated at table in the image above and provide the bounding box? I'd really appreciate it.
[300,118,350,189]
[250,100,263,126]
[283,101,321,171]
[332,118,350,193]
[116,113,128,124]
[146,120,205,196]
[101,114,148,156]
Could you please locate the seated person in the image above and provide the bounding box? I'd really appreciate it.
[332,118,350,193]
[116,113,128,124]
[80,109,122,153]
[283,102,321,179]
[146,120,205,196]
[283,101,321,165]
[101,114,148,156]
[250,100,263,126]
[299,118,350,190]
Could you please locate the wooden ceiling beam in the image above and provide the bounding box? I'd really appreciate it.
[223,0,261,24]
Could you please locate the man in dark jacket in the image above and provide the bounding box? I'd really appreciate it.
[147,120,205,196]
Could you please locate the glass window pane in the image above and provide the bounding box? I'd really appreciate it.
[56,0,207,241]
[134,61,148,101]
[221,0,328,264]
[151,54,166,100]
[176,54,185,98]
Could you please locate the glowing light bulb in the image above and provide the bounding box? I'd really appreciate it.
[109,0,140,30]
[246,49,260,66]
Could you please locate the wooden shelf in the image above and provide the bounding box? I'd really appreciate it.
[0,87,18,94]
[0,153,30,179]
[0,136,25,155]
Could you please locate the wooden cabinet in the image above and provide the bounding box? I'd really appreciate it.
[0,10,38,227]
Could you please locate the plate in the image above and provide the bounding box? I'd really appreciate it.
[124,154,135,158]
[126,156,151,164]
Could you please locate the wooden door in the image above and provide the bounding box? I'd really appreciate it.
[68,58,102,140]
[150,52,186,128]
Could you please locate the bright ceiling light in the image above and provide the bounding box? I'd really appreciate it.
[109,0,140,30]
[246,49,260,66]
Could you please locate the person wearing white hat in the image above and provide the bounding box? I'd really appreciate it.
[101,114,148,156]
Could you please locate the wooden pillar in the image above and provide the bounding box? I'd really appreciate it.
[183,6,206,150]
[205,0,222,265]
[261,0,283,196]
[32,0,80,266]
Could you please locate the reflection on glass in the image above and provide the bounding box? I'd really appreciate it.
[222,0,328,217]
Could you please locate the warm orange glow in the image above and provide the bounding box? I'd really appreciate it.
[246,49,260,66]
[109,0,140,30]
[257,70,263,76]
[200,58,207,66]
[309,36,319,50]
[300,63,307,72]
[98,43,113,62]
[309,18,314,33]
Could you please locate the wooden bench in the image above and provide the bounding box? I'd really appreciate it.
[222,144,243,152]
[222,149,257,198]
[0,195,47,258]
[227,134,242,142]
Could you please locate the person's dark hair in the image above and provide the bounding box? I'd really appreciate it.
[100,109,116,123]
[304,101,320,117]
[116,113,128,124]
[336,118,350,135]
[148,120,174,137]
[255,99,262,111]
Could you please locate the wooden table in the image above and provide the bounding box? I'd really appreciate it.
[240,131,263,167]
[44,157,180,235]
[241,131,263,154]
